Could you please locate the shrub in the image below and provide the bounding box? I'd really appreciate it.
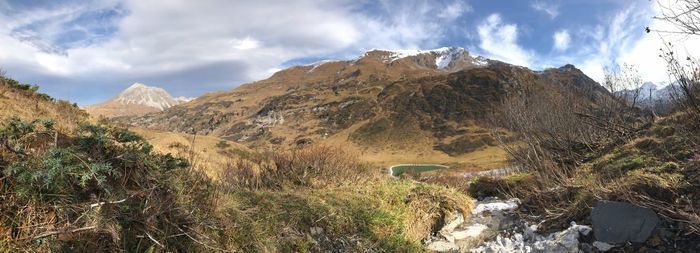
[0,118,215,252]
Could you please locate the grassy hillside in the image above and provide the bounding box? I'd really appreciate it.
[0,75,87,132]
[120,58,608,170]
[0,76,475,252]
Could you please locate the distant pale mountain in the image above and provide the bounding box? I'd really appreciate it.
[615,81,675,113]
[85,83,194,118]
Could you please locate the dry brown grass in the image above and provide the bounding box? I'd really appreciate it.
[129,127,253,179]
[218,144,375,191]
[0,81,87,133]
[468,112,700,234]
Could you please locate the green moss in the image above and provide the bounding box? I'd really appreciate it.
[592,151,656,179]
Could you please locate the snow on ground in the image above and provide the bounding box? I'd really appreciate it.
[306,59,342,73]
[435,47,465,69]
[472,56,488,66]
[424,197,616,252]
[472,198,520,215]
[471,222,594,253]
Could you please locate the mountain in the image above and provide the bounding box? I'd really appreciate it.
[120,47,609,167]
[85,82,193,117]
[615,81,676,113]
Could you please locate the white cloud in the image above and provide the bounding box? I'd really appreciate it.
[0,0,364,102]
[615,2,700,83]
[437,1,471,20]
[563,1,700,84]
[354,0,470,51]
[477,14,533,67]
[531,1,559,19]
[230,37,259,50]
[564,3,657,83]
[553,30,570,51]
[0,0,472,104]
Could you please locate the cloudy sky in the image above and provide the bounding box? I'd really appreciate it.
[0,0,697,105]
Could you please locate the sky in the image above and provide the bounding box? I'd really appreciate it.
[0,0,698,105]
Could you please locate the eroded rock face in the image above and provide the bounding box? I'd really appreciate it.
[591,200,659,244]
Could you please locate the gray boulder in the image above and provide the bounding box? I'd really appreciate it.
[592,200,658,244]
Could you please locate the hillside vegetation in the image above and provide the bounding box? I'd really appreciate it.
[464,59,700,250]
[120,50,609,171]
[0,75,475,252]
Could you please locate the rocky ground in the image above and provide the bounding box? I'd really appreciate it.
[424,198,623,253]
[423,196,700,253]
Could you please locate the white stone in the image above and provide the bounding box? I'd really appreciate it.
[452,223,488,240]
[427,241,460,252]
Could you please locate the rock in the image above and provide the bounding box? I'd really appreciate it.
[452,223,488,240]
[440,213,464,234]
[426,241,459,252]
[591,200,658,244]
[593,241,615,251]
[531,222,592,253]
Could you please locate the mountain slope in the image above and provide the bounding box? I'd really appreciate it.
[0,76,87,131]
[122,48,610,168]
[85,82,192,118]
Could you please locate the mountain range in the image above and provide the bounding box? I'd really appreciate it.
[615,81,676,113]
[105,47,608,167]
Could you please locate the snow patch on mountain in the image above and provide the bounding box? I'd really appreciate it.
[115,83,188,110]
[306,59,342,73]
[365,47,488,69]
[435,48,461,69]
[175,96,195,103]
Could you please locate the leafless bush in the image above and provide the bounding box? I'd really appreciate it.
[661,45,700,123]
[652,0,700,124]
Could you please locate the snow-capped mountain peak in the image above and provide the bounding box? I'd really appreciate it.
[115,82,186,110]
[640,82,658,91]
[363,47,488,70]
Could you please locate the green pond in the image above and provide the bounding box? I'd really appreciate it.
[389,164,449,177]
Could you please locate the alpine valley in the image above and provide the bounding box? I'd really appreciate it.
[113,47,608,168]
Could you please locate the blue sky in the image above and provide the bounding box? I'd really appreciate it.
[0,0,696,105]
